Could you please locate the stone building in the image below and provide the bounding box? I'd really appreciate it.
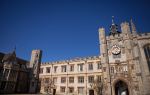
[40,56,102,95]
[29,50,42,93]
[39,19,150,95]
[0,51,29,93]
[0,18,149,95]
[0,50,42,94]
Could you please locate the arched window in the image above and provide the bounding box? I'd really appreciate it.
[144,44,150,71]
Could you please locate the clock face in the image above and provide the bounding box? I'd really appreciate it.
[111,45,121,55]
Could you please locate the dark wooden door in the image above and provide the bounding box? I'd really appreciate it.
[53,89,56,95]
[89,89,94,95]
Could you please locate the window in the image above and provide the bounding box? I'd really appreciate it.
[44,87,48,92]
[61,65,67,72]
[34,60,38,64]
[46,67,50,73]
[78,87,84,94]
[32,82,34,87]
[45,78,49,83]
[61,77,66,83]
[53,77,57,84]
[97,61,102,69]
[110,67,114,73]
[70,65,74,71]
[40,68,43,74]
[69,77,74,83]
[60,87,65,93]
[97,75,101,82]
[144,45,150,71]
[0,82,6,90]
[69,87,74,93]
[54,66,57,73]
[131,65,134,70]
[7,82,14,90]
[103,67,106,72]
[78,76,84,83]
[3,69,9,80]
[123,65,128,73]
[88,76,94,83]
[78,64,83,72]
[88,62,93,70]
[118,66,123,72]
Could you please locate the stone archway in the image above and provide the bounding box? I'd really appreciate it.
[89,89,94,95]
[114,80,129,95]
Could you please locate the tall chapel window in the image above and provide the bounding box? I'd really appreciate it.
[144,45,150,71]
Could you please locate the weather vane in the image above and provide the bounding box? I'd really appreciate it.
[112,16,115,25]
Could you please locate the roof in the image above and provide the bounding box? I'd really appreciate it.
[0,52,5,61]
[1,51,28,65]
[2,51,16,62]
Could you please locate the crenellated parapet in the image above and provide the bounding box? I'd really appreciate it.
[41,56,101,65]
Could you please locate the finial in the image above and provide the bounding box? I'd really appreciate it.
[112,16,115,25]
[110,16,120,36]
[130,18,137,34]
[13,45,16,53]
[11,45,16,57]
[14,45,16,52]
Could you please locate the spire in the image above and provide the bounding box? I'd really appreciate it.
[110,16,120,36]
[12,46,16,57]
[14,46,16,52]
[130,19,137,35]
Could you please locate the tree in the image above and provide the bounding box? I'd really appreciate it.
[42,78,54,94]
[90,78,103,95]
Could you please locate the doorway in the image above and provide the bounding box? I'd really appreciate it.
[53,89,56,95]
[89,89,94,95]
[115,80,129,95]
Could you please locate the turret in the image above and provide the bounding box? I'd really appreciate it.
[30,50,42,79]
[99,28,106,45]
[29,49,42,93]
[121,22,131,34]
[109,16,120,36]
[130,19,137,35]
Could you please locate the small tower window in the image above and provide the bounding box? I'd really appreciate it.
[144,44,150,71]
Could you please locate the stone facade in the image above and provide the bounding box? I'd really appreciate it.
[0,51,29,93]
[0,19,149,95]
[0,50,42,94]
[29,50,42,93]
[39,19,150,95]
[40,56,102,95]
[99,19,150,95]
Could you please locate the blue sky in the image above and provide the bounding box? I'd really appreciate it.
[0,0,150,62]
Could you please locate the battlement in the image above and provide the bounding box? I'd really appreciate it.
[41,56,101,65]
[138,32,150,36]
[137,32,150,40]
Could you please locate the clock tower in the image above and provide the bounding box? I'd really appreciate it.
[99,17,145,95]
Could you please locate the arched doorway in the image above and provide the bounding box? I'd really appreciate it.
[89,89,94,95]
[115,80,129,95]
